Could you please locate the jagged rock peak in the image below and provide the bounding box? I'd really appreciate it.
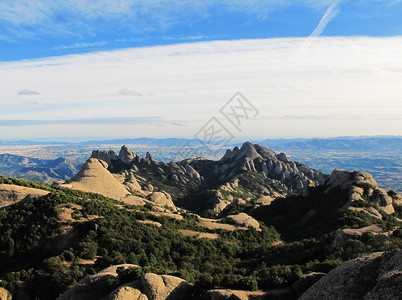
[237,141,261,160]
[118,145,137,164]
[91,149,117,165]
[145,151,153,161]
[220,142,262,162]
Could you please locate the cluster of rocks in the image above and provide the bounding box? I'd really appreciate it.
[190,142,327,195]
[325,169,402,215]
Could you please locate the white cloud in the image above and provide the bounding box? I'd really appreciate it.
[119,89,143,96]
[18,89,39,95]
[0,36,402,139]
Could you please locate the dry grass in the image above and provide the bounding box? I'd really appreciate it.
[179,229,219,240]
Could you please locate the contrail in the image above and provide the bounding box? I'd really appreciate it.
[302,0,341,50]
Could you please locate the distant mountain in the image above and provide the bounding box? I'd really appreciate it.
[2,136,401,151]
[259,136,402,153]
[0,153,82,183]
[90,143,328,214]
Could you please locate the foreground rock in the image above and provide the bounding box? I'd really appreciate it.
[0,287,12,300]
[141,273,192,300]
[59,266,192,300]
[299,250,402,300]
[57,264,137,300]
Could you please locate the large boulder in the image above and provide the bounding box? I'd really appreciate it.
[0,288,12,300]
[141,273,192,300]
[57,264,138,300]
[225,213,261,231]
[299,250,402,300]
[147,192,177,211]
[108,283,148,300]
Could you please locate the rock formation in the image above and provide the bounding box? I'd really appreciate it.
[69,158,130,200]
[91,149,118,165]
[299,249,402,300]
[325,169,401,215]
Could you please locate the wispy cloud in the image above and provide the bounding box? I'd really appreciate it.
[0,0,348,41]
[50,41,107,51]
[0,117,166,127]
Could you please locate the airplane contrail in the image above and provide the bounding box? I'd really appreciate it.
[302,0,341,50]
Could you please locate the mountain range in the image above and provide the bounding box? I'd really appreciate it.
[0,153,82,184]
[0,143,401,299]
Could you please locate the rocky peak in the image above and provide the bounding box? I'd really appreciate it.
[325,169,400,215]
[118,145,137,164]
[91,149,117,165]
[235,142,262,161]
[145,151,153,161]
[205,143,327,194]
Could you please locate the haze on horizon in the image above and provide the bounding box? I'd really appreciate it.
[1,0,401,141]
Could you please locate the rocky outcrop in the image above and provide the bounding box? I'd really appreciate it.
[57,264,138,300]
[119,145,138,165]
[0,288,12,300]
[192,142,327,195]
[332,224,384,248]
[225,213,261,231]
[325,169,400,214]
[147,192,177,211]
[108,282,148,300]
[299,250,402,300]
[0,183,49,208]
[91,149,118,165]
[69,158,130,200]
[60,270,193,300]
[141,273,192,300]
[291,272,325,297]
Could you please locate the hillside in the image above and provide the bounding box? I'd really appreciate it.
[0,154,81,184]
[0,144,401,299]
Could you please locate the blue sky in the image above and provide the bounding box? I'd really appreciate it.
[0,0,402,141]
[1,0,402,61]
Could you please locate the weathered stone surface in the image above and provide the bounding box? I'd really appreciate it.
[70,158,130,200]
[326,169,396,215]
[91,149,117,165]
[57,264,138,300]
[0,288,12,300]
[300,250,402,300]
[141,273,192,300]
[119,145,137,164]
[332,225,384,248]
[108,283,148,300]
[147,192,176,211]
[291,272,325,297]
[225,213,261,231]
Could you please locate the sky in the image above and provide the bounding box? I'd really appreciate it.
[0,0,402,141]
